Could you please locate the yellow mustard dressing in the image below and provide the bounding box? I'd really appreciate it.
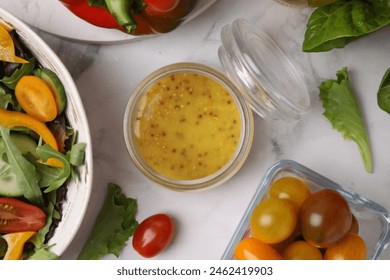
[134,73,242,180]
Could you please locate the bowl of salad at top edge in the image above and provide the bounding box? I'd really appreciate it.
[0,7,92,259]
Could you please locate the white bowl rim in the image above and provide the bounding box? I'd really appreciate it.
[0,7,93,257]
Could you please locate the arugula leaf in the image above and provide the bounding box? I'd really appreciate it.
[319,67,372,172]
[303,0,390,52]
[0,88,12,108]
[0,126,43,204]
[68,142,86,166]
[377,68,390,114]
[36,144,71,193]
[0,58,36,89]
[30,192,56,249]
[77,183,138,260]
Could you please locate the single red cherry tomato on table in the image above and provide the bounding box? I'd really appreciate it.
[132,213,174,258]
[0,197,47,234]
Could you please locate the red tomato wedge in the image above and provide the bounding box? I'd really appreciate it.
[132,213,174,258]
[0,197,47,234]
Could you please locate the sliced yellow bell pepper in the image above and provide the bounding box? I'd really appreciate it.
[2,231,36,260]
[0,108,63,167]
[0,24,28,64]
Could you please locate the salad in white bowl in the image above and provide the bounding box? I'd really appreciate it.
[0,8,92,259]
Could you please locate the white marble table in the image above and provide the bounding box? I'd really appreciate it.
[2,0,390,260]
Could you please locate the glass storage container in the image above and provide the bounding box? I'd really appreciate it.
[123,19,311,191]
[222,160,390,260]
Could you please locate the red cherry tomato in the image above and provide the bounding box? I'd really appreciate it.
[0,197,46,234]
[144,0,196,17]
[132,213,174,258]
[300,189,352,248]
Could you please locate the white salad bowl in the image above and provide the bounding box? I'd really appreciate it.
[0,8,93,257]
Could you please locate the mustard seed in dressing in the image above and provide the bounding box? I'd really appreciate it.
[134,73,242,180]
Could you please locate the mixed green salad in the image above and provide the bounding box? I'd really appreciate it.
[0,24,86,259]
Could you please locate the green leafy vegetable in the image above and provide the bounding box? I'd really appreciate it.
[0,88,12,108]
[29,246,59,260]
[0,126,43,204]
[77,183,138,260]
[36,144,71,193]
[0,58,36,89]
[377,68,390,114]
[30,192,56,249]
[319,67,372,173]
[303,0,390,52]
[0,236,6,258]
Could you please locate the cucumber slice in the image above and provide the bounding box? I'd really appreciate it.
[0,158,22,197]
[34,68,67,114]
[0,133,38,197]
[10,132,39,159]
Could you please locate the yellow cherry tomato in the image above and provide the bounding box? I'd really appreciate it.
[269,176,311,211]
[250,198,297,244]
[283,240,323,260]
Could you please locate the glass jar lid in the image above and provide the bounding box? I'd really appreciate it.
[218,19,310,121]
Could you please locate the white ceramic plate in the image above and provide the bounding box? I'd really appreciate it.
[0,0,217,44]
[0,7,93,257]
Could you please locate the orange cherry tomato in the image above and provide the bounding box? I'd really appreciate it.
[282,240,323,260]
[250,198,297,244]
[269,176,311,211]
[300,189,352,248]
[15,75,58,122]
[349,214,359,234]
[324,233,366,260]
[234,237,282,260]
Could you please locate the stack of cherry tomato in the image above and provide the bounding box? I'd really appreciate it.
[234,176,367,260]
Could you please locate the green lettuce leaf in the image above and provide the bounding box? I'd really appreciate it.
[303,0,390,52]
[29,246,59,260]
[319,67,372,173]
[377,68,390,114]
[77,183,138,260]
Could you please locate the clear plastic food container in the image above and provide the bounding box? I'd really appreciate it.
[222,160,390,260]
